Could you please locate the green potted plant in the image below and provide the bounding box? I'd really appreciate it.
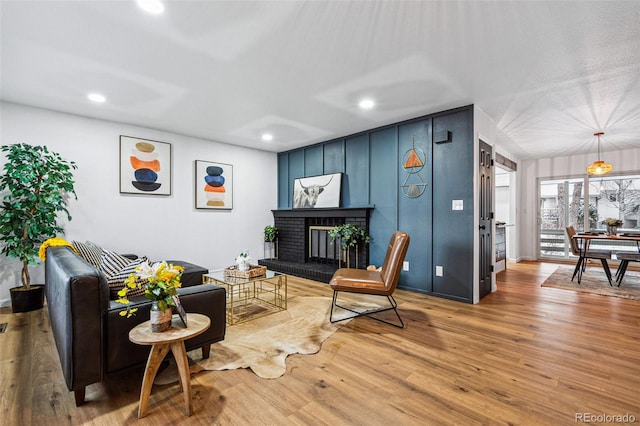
[263,225,278,259]
[0,143,77,312]
[329,224,371,268]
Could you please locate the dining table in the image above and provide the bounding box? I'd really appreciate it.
[571,232,640,285]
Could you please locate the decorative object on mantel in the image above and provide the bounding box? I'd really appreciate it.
[400,136,427,198]
[602,217,623,236]
[329,224,371,269]
[586,132,613,176]
[224,264,267,279]
[115,260,184,332]
[263,225,278,259]
[119,135,171,195]
[0,143,77,313]
[293,172,342,209]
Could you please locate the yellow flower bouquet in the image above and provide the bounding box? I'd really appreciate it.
[116,260,184,318]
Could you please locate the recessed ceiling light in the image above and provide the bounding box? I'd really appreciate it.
[137,0,164,14]
[262,133,274,142]
[358,98,375,109]
[87,93,106,103]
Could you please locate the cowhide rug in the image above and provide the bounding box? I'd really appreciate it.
[155,295,375,382]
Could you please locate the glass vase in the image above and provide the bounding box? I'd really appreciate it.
[606,225,618,236]
[150,301,172,332]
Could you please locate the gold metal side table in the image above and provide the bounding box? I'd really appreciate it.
[202,270,287,325]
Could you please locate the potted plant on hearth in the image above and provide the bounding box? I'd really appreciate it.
[263,225,278,259]
[329,224,371,269]
[0,143,77,312]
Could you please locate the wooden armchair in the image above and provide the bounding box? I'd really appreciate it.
[329,231,410,328]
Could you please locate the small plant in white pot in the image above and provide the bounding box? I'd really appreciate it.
[0,143,77,312]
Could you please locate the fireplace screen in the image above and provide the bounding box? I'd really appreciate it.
[308,226,341,263]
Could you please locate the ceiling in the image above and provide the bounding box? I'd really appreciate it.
[1,1,639,160]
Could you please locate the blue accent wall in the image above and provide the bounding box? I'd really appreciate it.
[304,145,323,177]
[344,135,369,207]
[277,153,289,209]
[277,105,475,301]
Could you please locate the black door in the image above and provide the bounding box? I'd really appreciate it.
[479,140,493,298]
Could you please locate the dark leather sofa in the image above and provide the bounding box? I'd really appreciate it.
[44,246,226,406]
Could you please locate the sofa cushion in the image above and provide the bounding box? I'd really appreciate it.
[100,250,148,299]
[72,240,103,268]
[164,260,208,287]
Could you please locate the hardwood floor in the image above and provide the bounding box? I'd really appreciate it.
[1,261,639,425]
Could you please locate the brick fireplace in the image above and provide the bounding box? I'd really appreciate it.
[259,207,373,283]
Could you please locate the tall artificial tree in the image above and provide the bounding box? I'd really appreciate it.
[0,143,77,289]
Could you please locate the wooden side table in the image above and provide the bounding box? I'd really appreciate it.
[129,313,210,418]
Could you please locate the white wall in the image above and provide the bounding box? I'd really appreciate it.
[518,148,640,260]
[0,102,278,307]
[473,106,499,301]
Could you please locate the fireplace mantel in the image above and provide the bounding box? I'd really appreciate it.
[272,206,374,219]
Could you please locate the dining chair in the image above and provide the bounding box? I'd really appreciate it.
[329,231,410,328]
[565,226,613,285]
[614,252,640,286]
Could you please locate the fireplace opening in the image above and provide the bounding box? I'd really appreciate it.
[308,226,341,265]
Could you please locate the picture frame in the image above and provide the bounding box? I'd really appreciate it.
[172,295,187,328]
[119,135,171,195]
[293,173,342,209]
[195,160,233,210]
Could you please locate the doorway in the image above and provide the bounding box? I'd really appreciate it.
[478,140,492,299]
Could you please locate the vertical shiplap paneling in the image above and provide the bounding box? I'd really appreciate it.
[369,127,398,266]
[277,153,289,209]
[304,145,323,177]
[344,135,369,208]
[432,107,474,302]
[288,150,305,209]
[397,120,432,292]
[323,140,345,175]
[276,106,475,300]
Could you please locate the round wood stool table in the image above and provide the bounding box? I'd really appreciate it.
[129,313,210,418]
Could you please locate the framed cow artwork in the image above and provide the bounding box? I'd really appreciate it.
[195,160,233,210]
[293,173,342,209]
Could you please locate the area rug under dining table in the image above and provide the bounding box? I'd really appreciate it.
[541,265,640,300]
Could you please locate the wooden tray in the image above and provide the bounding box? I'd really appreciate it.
[224,264,267,279]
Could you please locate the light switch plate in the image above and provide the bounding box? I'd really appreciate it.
[436,265,443,277]
[452,200,463,210]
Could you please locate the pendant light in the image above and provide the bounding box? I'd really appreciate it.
[586,132,613,176]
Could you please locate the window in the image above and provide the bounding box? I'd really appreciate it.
[539,174,640,258]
